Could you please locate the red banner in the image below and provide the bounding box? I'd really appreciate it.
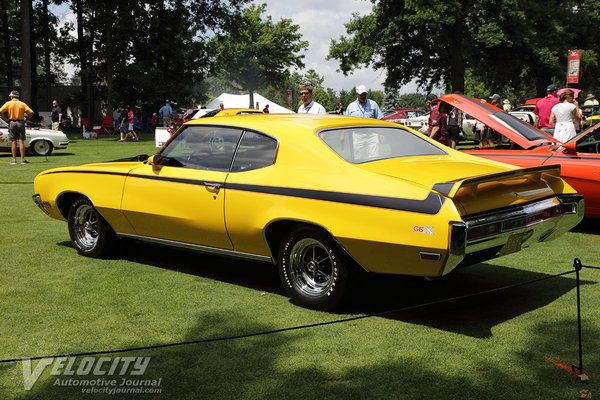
[567,50,581,84]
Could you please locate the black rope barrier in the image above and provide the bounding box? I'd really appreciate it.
[0,266,584,365]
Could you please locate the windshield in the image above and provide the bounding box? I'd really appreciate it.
[569,121,600,144]
[318,126,447,164]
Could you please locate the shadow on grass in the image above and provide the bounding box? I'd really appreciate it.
[352,264,591,338]
[55,239,593,340]
[572,217,600,234]
[11,309,599,400]
[57,239,285,296]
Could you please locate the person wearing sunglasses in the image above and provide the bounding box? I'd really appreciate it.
[297,85,326,114]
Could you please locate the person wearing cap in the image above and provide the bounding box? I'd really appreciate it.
[584,94,599,106]
[158,100,173,127]
[0,90,33,164]
[346,85,383,119]
[534,84,560,136]
[297,85,326,114]
[502,99,511,112]
[343,85,383,159]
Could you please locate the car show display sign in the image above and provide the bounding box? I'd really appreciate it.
[567,50,581,84]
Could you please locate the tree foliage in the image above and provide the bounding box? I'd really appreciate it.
[210,3,308,109]
[329,0,600,98]
[0,0,250,121]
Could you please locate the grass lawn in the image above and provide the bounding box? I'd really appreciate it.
[0,131,599,399]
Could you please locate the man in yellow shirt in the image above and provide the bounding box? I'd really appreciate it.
[0,90,34,164]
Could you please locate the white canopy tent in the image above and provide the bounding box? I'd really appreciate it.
[206,93,295,114]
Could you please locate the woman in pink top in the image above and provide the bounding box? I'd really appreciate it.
[126,107,139,141]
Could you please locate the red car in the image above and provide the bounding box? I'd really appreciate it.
[382,108,426,123]
[434,94,600,217]
[171,108,200,128]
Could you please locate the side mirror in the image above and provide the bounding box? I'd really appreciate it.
[147,154,163,167]
[562,141,577,154]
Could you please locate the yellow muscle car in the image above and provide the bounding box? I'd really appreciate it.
[33,114,583,310]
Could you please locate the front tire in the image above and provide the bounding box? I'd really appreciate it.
[278,227,354,310]
[67,197,117,258]
[30,140,53,156]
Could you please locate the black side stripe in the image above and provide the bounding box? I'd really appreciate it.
[42,170,446,214]
[43,170,211,187]
[225,182,445,214]
[432,182,455,197]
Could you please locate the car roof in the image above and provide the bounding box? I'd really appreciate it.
[185,113,396,137]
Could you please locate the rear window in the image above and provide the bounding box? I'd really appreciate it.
[318,126,447,164]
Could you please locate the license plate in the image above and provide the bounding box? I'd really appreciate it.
[499,233,523,256]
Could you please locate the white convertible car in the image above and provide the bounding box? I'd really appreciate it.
[0,117,69,156]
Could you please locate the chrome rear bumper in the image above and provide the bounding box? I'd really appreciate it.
[444,194,584,274]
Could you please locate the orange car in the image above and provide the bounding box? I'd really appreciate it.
[436,94,600,217]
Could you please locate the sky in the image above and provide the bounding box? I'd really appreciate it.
[255,0,386,93]
[51,0,420,94]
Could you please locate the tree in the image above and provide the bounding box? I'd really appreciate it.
[384,90,428,110]
[50,0,250,124]
[0,0,17,90]
[329,0,600,97]
[20,0,32,104]
[211,3,308,109]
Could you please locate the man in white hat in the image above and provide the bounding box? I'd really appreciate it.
[345,85,383,119]
[584,94,599,106]
[0,90,33,164]
[344,85,384,160]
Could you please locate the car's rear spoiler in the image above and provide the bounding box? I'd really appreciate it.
[435,165,566,215]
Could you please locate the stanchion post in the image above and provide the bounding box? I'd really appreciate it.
[572,258,583,375]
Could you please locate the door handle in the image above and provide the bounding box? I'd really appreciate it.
[205,182,223,191]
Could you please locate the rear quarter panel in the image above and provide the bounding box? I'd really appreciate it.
[224,136,463,276]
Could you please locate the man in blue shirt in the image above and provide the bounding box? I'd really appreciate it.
[345,85,383,119]
[344,85,384,160]
[158,100,173,127]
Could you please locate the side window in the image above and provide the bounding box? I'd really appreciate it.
[231,131,277,172]
[159,126,243,171]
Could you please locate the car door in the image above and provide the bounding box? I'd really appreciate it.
[121,125,244,249]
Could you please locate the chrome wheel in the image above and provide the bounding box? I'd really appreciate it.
[72,203,100,251]
[67,197,117,257]
[279,227,354,310]
[289,238,335,296]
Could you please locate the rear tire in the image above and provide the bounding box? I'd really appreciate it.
[67,197,117,258]
[278,227,354,310]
